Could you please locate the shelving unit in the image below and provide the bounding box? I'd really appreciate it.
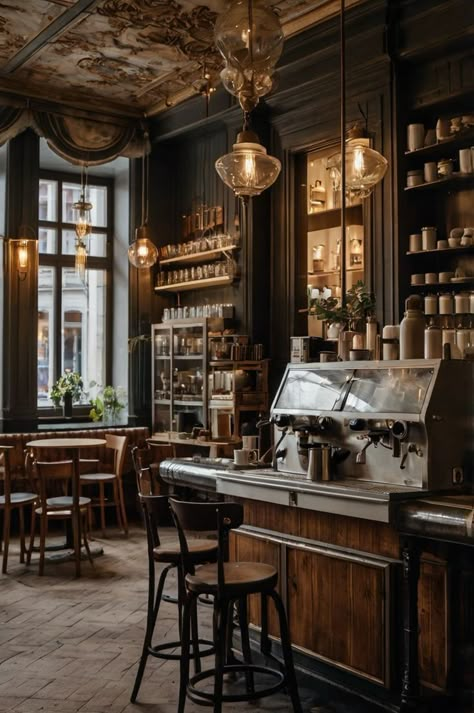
[404,129,474,159]
[208,359,269,439]
[404,173,474,191]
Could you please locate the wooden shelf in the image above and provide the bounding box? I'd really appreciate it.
[404,173,474,191]
[174,399,203,406]
[404,130,474,159]
[409,279,474,288]
[308,266,364,276]
[307,204,363,231]
[406,246,474,256]
[155,275,235,292]
[159,245,239,266]
[174,354,204,359]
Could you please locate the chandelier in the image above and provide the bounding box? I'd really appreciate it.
[128,140,158,269]
[214,0,283,200]
[73,165,92,281]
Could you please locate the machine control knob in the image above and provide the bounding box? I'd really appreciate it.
[274,414,290,428]
[318,417,333,432]
[349,418,366,431]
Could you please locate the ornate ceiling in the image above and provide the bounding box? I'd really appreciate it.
[0,1,358,118]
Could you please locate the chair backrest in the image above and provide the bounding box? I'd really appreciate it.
[105,434,128,479]
[32,459,75,508]
[139,493,170,555]
[131,444,175,495]
[169,499,243,590]
[0,446,13,504]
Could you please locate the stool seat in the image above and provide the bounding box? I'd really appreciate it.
[154,539,217,564]
[187,561,278,596]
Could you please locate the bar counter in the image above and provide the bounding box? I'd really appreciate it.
[160,457,474,712]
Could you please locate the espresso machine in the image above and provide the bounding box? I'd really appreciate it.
[270,359,473,492]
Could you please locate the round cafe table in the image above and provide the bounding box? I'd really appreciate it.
[26,438,106,577]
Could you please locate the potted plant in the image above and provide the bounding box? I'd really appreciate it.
[89,383,126,425]
[311,280,375,332]
[50,370,84,417]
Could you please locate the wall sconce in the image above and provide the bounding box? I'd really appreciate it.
[10,225,37,280]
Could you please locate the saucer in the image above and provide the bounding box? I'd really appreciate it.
[451,276,472,283]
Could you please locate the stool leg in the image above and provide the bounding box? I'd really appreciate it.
[178,593,193,713]
[213,596,229,713]
[238,597,255,695]
[26,505,36,565]
[19,507,25,563]
[130,562,173,702]
[269,590,302,713]
[190,595,201,674]
[260,593,271,656]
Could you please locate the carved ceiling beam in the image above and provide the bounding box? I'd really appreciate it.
[0,0,100,75]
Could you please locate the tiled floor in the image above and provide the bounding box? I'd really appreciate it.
[0,528,318,713]
[0,527,385,713]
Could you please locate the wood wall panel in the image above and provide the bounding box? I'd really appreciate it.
[287,546,388,685]
[418,558,449,690]
[229,531,280,637]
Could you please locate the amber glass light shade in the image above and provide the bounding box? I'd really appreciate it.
[328,143,388,199]
[73,197,92,239]
[215,131,281,198]
[128,226,158,269]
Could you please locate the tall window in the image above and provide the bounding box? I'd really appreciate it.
[37,171,113,407]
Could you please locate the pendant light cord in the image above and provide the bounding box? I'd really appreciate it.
[340,0,347,304]
[142,137,149,227]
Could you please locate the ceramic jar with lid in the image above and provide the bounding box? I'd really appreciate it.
[424,294,438,315]
[439,293,454,315]
[407,169,424,187]
[454,292,470,314]
[400,295,425,359]
[424,325,442,358]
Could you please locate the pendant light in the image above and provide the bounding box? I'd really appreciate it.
[214,0,283,200]
[215,113,281,202]
[73,164,92,281]
[331,0,388,202]
[128,141,158,269]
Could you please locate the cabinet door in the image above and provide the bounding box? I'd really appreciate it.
[171,321,207,431]
[152,325,172,433]
[287,544,391,687]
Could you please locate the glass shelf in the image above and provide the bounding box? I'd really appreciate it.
[159,245,239,266]
[155,275,235,292]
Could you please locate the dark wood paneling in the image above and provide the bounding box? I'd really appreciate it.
[418,557,449,690]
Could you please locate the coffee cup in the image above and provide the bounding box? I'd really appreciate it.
[234,449,257,467]
[242,435,258,451]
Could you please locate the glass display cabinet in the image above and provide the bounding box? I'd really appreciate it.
[306,145,366,336]
[152,320,208,434]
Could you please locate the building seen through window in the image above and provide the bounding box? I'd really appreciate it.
[37,174,112,407]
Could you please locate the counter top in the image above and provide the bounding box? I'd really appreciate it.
[159,458,427,524]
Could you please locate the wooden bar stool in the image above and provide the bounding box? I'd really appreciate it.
[130,464,216,703]
[169,498,302,713]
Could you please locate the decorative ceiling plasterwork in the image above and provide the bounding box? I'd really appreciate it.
[0,0,360,118]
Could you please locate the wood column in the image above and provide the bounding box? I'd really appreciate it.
[1,130,39,432]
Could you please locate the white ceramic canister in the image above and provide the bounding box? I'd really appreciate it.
[424,294,438,315]
[421,226,437,251]
[407,124,425,151]
[382,325,400,360]
[456,329,471,356]
[439,293,454,315]
[409,233,422,252]
[399,295,425,359]
[470,291,474,314]
[454,292,470,314]
[365,316,377,357]
[407,169,424,187]
[424,325,442,358]
[442,329,461,359]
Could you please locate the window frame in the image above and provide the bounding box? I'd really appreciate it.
[38,169,114,412]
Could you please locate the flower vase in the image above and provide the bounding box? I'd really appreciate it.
[62,393,73,418]
[103,405,115,426]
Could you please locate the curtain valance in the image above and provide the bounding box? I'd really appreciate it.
[0,105,148,163]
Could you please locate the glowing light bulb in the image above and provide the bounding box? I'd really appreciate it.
[17,241,28,270]
[353,147,364,177]
[243,152,256,184]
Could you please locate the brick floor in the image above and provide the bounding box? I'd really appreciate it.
[0,528,371,713]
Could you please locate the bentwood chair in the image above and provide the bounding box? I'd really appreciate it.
[28,457,93,576]
[130,460,216,703]
[0,446,37,573]
[169,499,302,713]
[80,434,128,536]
